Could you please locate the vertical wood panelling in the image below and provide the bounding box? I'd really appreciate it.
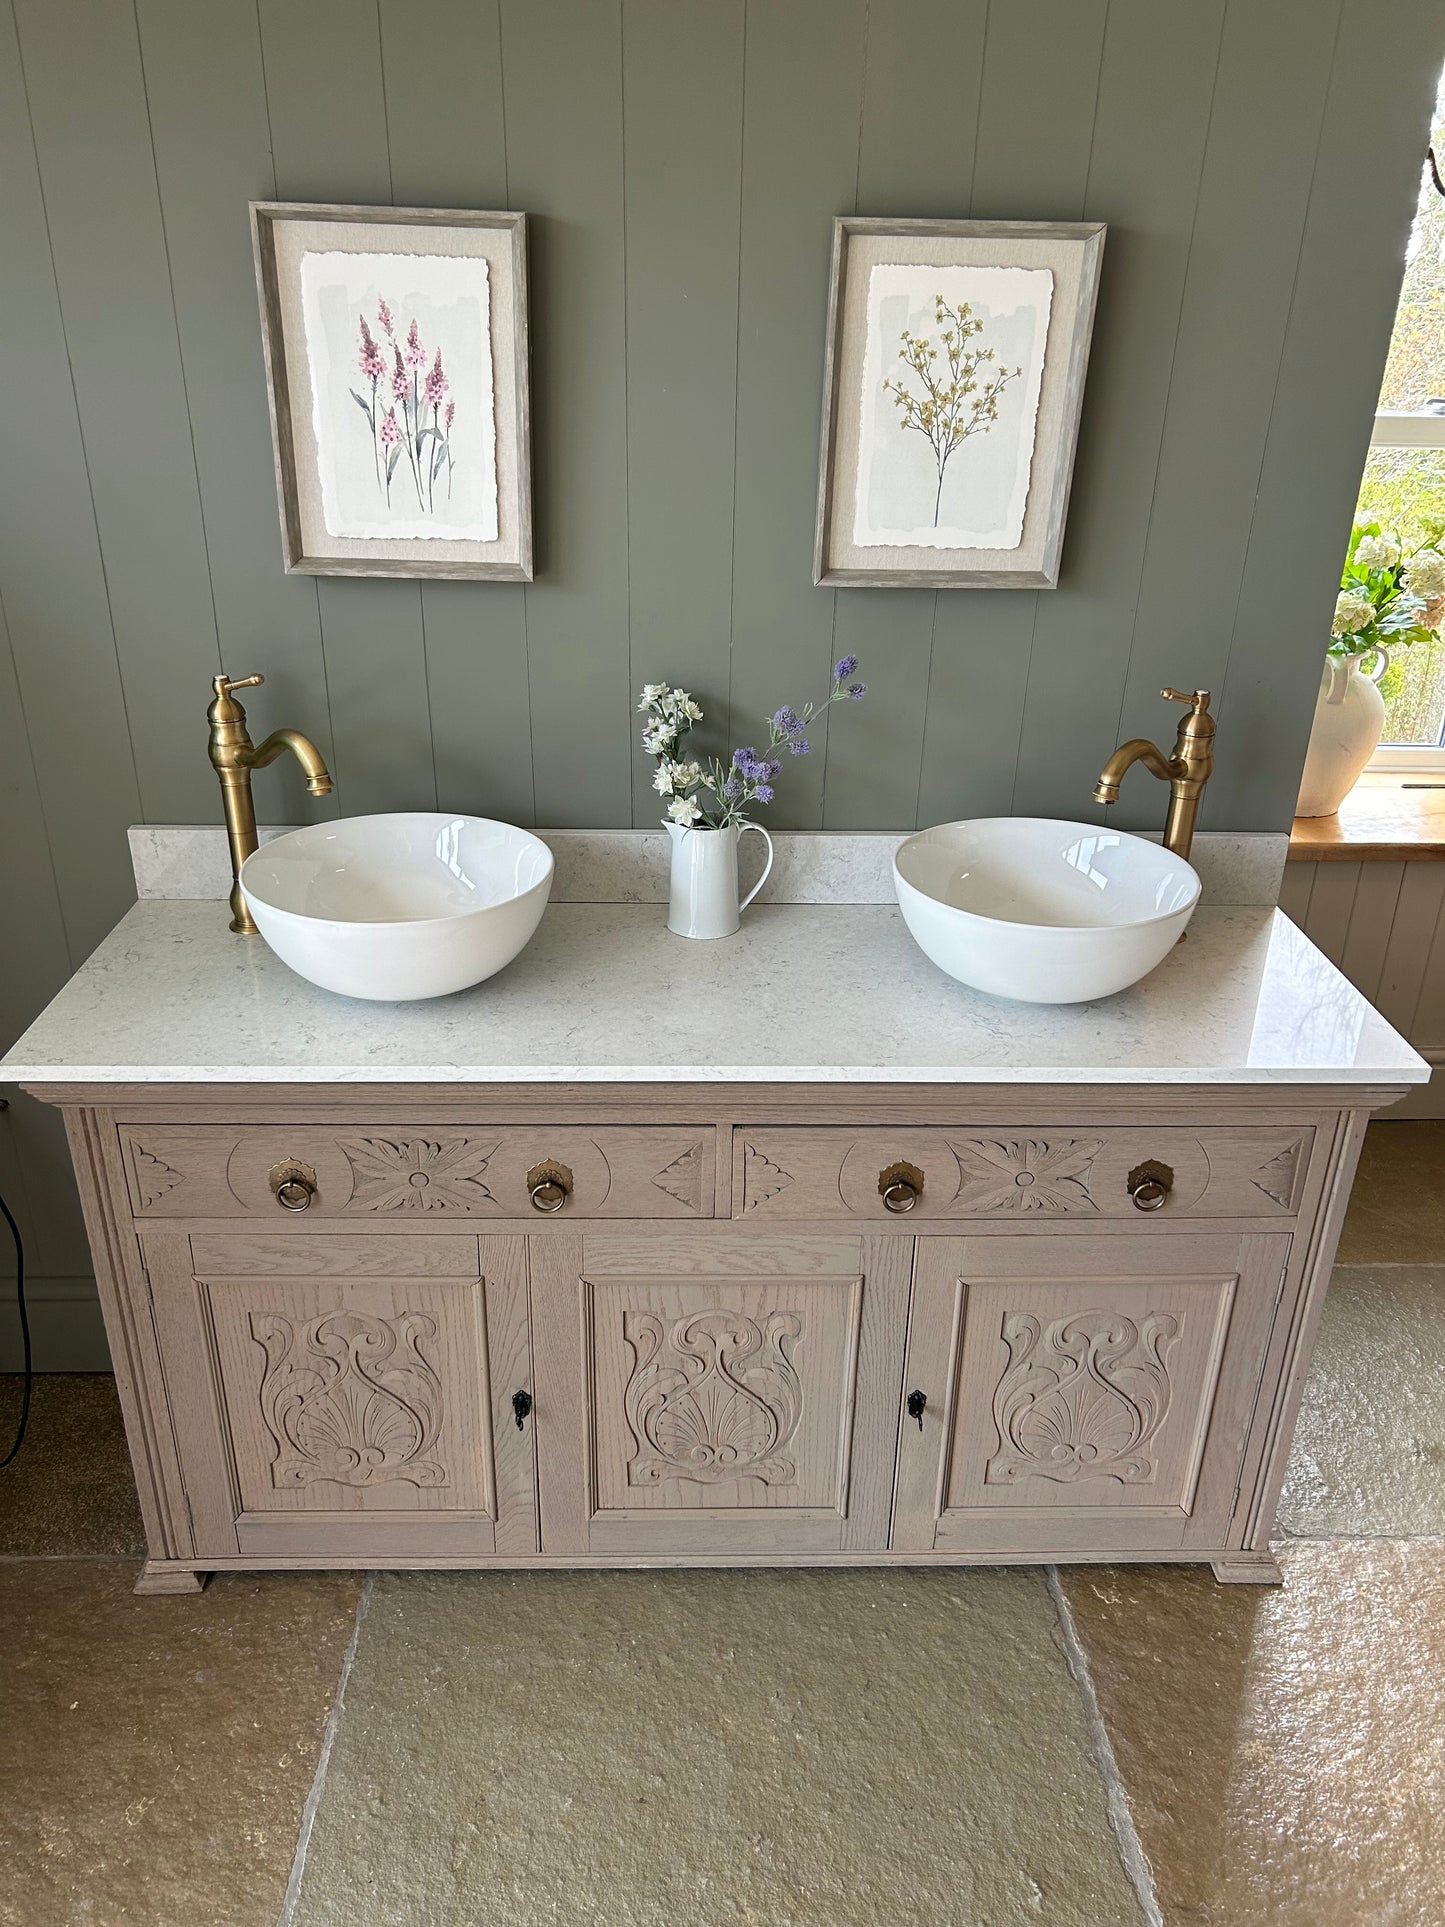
[1211,0,1445,829]
[1339,861,1407,1002]
[1276,864,1317,926]
[14,0,220,826]
[5,0,1445,1354]
[622,0,746,823]
[915,0,1109,829]
[136,0,337,825]
[1377,864,1445,1034]
[1012,0,1228,822]
[0,598,88,1285]
[257,0,433,816]
[825,0,988,829]
[1302,861,1363,966]
[0,0,141,961]
[380,0,535,824]
[500,0,632,826]
[1110,0,1342,828]
[1404,880,1445,1046]
[729,0,868,828]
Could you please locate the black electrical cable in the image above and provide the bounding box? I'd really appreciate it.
[0,1188,30,1468]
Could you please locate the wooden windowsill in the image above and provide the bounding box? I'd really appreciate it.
[1289,773,1445,862]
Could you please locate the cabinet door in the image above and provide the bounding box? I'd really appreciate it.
[140,1231,537,1561]
[531,1228,912,1557]
[893,1230,1290,1557]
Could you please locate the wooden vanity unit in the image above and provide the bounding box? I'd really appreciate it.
[3,897,1426,1594]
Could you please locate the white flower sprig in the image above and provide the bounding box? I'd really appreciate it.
[637,662,867,830]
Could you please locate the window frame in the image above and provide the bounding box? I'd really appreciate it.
[1365,408,1445,774]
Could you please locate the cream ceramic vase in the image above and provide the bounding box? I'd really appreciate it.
[1296,653,1388,817]
[663,819,774,939]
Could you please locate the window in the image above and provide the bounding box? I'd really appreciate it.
[1360,62,1445,773]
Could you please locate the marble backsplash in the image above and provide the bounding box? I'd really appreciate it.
[129,825,1288,908]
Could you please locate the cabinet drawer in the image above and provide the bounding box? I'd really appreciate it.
[120,1124,716,1221]
[732,1125,1313,1222]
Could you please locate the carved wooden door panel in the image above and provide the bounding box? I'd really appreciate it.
[140,1231,537,1561]
[530,1228,912,1556]
[893,1230,1291,1557]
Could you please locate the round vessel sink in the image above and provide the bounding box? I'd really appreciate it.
[239,813,554,1001]
[893,817,1200,1005]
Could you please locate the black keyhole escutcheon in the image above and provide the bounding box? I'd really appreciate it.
[907,1389,927,1431]
[512,1389,533,1431]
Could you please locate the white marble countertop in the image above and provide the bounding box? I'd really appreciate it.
[0,899,1428,1088]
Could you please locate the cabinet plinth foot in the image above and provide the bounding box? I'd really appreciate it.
[134,1561,208,1596]
[1210,1553,1283,1586]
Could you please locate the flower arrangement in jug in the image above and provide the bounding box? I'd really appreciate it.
[638,659,868,828]
[1328,524,1445,664]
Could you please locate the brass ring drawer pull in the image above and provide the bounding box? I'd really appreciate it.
[269,1159,317,1211]
[527,1160,573,1213]
[1128,1160,1174,1212]
[879,1160,924,1214]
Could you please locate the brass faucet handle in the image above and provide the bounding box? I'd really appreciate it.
[214,672,264,699]
[1160,686,1211,713]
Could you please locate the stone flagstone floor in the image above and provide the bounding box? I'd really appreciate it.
[2,1119,1443,1926]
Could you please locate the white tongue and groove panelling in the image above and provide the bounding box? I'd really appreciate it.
[129,826,1288,909]
[1279,860,1445,1117]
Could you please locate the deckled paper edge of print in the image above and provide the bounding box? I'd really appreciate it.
[852,262,1053,552]
[300,249,498,543]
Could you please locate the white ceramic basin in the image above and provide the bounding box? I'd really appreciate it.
[893,817,1200,1004]
[239,814,554,1001]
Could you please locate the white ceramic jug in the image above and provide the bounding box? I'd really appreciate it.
[663,820,774,939]
[1296,652,1388,817]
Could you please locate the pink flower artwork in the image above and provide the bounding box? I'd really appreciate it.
[348,298,458,514]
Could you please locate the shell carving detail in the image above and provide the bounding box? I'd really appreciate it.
[741,1144,794,1212]
[987,1308,1178,1486]
[652,1144,704,1211]
[253,1309,448,1488]
[1251,1141,1303,1210]
[340,1137,498,1212]
[132,1146,184,1209]
[624,1309,804,1486]
[952,1137,1102,1213]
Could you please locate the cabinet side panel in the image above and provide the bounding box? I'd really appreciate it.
[62,1109,191,1560]
[137,1229,241,1555]
[1240,1108,1371,1549]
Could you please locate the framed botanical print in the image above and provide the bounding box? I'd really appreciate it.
[250,202,532,581]
[813,217,1105,588]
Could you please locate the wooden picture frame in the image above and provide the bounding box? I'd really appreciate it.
[813,217,1105,589]
[250,201,532,582]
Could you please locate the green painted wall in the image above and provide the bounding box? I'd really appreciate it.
[1,0,1441,1363]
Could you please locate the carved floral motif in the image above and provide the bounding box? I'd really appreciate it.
[986,1308,1178,1485]
[339,1137,498,1212]
[624,1309,804,1485]
[741,1143,794,1212]
[132,1145,184,1209]
[1251,1141,1303,1210]
[952,1138,1102,1213]
[652,1143,704,1212]
[252,1308,448,1488]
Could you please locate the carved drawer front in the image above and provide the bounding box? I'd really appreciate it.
[732,1127,1314,1222]
[120,1125,716,1220]
[138,1230,537,1561]
[892,1230,1292,1558]
[529,1228,912,1557]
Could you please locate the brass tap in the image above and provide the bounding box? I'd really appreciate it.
[1093,688,1215,863]
[207,672,333,934]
